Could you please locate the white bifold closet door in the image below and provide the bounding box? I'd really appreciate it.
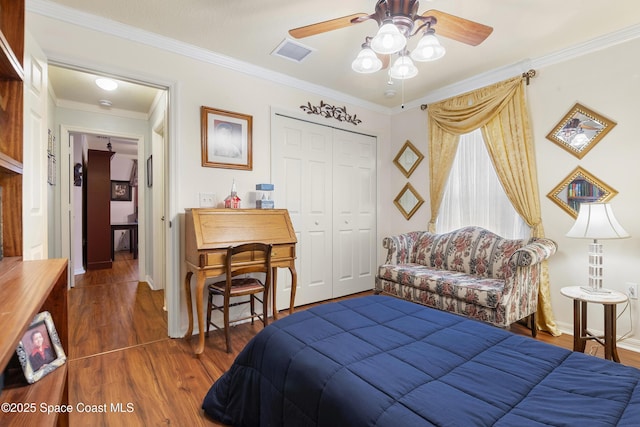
[271,114,377,309]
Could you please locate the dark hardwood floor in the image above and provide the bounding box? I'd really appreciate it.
[68,253,640,426]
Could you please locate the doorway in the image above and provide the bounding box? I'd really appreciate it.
[50,64,170,320]
[68,131,141,276]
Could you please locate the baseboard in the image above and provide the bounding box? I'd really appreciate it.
[555,320,640,354]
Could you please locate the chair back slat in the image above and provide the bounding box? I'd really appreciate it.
[225,243,272,291]
[207,242,274,352]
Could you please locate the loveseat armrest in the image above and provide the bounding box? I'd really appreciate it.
[382,231,425,264]
[510,238,558,267]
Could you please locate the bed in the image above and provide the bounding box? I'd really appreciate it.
[202,295,640,426]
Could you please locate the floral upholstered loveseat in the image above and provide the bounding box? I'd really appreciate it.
[375,226,557,335]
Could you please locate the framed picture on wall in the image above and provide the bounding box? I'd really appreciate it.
[546,103,616,159]
[200,106,253,170]
[111,180,132,201]
[15,311,67,383]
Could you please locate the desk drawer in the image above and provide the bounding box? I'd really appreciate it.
[200,244,295,268]
[271,244,295,262]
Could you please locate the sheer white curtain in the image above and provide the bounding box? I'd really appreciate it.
[436,128,529,239]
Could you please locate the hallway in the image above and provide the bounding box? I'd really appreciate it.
[67,251,240,426]
[69,252,166,359]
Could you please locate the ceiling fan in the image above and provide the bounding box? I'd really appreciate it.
[288,0,493,78]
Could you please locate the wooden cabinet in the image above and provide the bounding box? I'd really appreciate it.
[0,258,69,426]
[0,0,25,258]
[0,2,69,425]
[84,149,113,270]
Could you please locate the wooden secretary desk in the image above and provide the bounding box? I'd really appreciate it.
[183,208,297,355]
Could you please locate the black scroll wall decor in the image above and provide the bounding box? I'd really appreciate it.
[300,101,362,126]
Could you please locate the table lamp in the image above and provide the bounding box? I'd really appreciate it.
[566,202,629,293]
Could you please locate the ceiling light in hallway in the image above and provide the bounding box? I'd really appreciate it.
[95,78,118,91]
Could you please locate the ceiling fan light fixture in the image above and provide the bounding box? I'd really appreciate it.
[389,55,418,80]
[411,31,446,62]
[371,20,407,54]
[352,47,383,73]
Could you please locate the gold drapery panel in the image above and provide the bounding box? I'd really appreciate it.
[427,76,559,336]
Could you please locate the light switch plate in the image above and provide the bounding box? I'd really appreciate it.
[199,192,215,208]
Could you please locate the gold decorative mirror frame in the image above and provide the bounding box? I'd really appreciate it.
[394,183,424,220]
[393,140,424,178]
[547,166,618,218]
[546,103,616,159]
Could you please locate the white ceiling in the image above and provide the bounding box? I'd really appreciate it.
[47,65,162,155]
[48,65,160,114]
[42,0,640,110]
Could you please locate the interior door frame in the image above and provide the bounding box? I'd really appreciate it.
[50,59,182,337]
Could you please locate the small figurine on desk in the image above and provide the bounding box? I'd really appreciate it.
[224,179,241,209]
[256,184,274,209]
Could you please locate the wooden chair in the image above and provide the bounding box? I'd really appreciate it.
[206,242,272,353]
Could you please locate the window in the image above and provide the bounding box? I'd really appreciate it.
[436,129,529,239]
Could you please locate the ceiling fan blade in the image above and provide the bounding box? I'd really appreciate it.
[289,13,369,39]
[422,9,493,46]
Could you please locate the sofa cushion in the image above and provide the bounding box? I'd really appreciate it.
[413,226,525,280]
[377,264,505,309]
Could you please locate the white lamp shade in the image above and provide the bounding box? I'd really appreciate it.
[411,33,446,62]
[389,56,418,80]
[351,47,383,73]
[566,203,630,239]
[371,22,407,54]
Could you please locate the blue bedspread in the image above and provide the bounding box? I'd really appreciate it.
[202,295,640,426]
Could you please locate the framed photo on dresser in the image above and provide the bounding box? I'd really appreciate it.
[15,311,67,383]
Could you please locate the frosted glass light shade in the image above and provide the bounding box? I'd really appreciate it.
[389,56,418,80]
[351,47,383,73]
[411,33,446,62]
[95,78,118,91]
[371,21,407,54]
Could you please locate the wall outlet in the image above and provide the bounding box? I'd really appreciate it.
[627,282,638,300]
[199,192,216,208]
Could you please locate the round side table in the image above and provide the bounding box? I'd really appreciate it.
[560,286,628,362]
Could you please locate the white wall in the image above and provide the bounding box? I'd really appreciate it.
[389,37,640,350]
[383,107,430,241]
[32,7,639,350]
[27,11,391,337]
[529,37,640,348]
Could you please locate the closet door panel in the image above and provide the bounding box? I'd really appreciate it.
[272,115,333,309]
[333,130,377,298]
[272,113,377,305]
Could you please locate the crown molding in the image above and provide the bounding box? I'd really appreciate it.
[396,22,640,113]
[27,0,391,115]
[28,1,640,116]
